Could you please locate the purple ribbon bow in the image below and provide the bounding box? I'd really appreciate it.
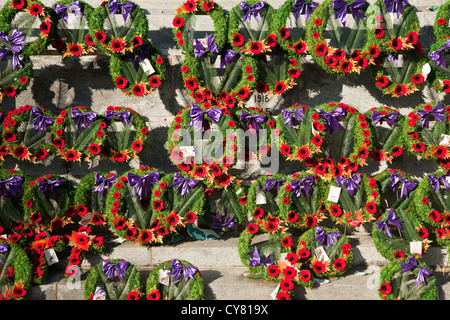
[105,110,132,126]
[384,0,409,18]
[127,172,160,200]
[126,44,150,65]
[38,179,65,198]
[371,110,399,127]
[54,1,83,23]
[261,178,286,193]
[240,110,266,131]
[108,0,135,22]
[188,104,223,131]
[240,1,265,22]
[168,259,198,283]
[102,260,128,281]
[399,255,432,287]
[0,176,23,198]
[281,108,305,128]
[313,226,340,248]
[211,212,236,229]
[70,108,98,130]
[248,246,272,268]
[335,174,362,197]
[192,34,219,59]
[0,25,26,70]
[315,106,346,134]
[170,173,199,197]
[429,40,450,68]
[332,0,366,27]
[292,0,319,22]
[290,175,314,198]
[416,104,445,128]
[375,209,403,237]
[389,173,417,198]
[220,49,239,69]
[30,107,55,133]
[427,173,450,192]
[93,173,117,197]
[0,243,8,264]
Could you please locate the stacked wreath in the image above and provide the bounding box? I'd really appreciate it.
[434,0,450,40]
[87,0,148,56]
[306,0,374,76]
[1,105,55,163]
[145,259,204,300]
[85,259,142,300]
[103,106,148,162]
[427,38,450,95]
[50,106,107,163]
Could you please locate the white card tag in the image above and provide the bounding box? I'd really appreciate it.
[270,284,280,300]
[93,286,106,300]
[315,246,330,261]
[79,211,93,226]
[159,269,170,285]
[422,63,431,80]
[410,241,422,254]
[255,190,267,205]
[44,248,59,266]
[179,146,195,157]
[440,134,450,146]
[140,58,155,76]
[327,186,341,203]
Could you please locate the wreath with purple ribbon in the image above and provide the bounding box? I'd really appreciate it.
[427,38,450,95]
[434,0,450,40]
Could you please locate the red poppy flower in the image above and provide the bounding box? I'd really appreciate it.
[166,212,180,226]
[132,84,146,96]
[279,27,290,39]
[185,211,197,224]
[288,68,301,79]
[147,288,161,300]
[88,143,101,155]
[232,33,245,47]
[185,78,198,91]
[418,227,429,239]
[330,204,342,217]
[374,27,385,38]
[153,199,164,211]
[429,210,441,223]
[411,74,424,85]
[312,260,327,274]
[29,4,43,15]
[267,33,277,47]
[300,270,311,283]
[315,43,328,56]
[247,223,259,234]
[115,76,128,89]
[39,21,51,34]
[95,31,107,43]
[314,18,322,26]
[280,279,294,291]
[298,247,311,259]
[297,146,311,159]
[132,140,143,152]
[412,143,425,153]
[4,86,16,97]
[172,17,185,28]
[12,0,25,9]
[365,202,377,214]
[249,41,263,54]
[379,280,392,295]
[85,34,95,46]
[334,258,346,271]
[267,265,280,277]
[438,18,446,25]
[149,76,161,88]
[406,31,418,45]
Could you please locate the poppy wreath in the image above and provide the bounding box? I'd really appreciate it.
[22,174,74,229]
[434,0,450,40]
[84,259,142,300]
[297,226,353,279]
[371,208,432,262]
[103,106,148,163]
[0,0,55,57]
[109,40,166,97]
[364,105,405,163]
[50,0,96,58]
[427,38,450,95]
[413,169,450,250]
[305,0,375,76]
[104,167,169,246]
[167,103,238,184]
[276,172,327,229]
[0,51,33,100]
[322,172,380,227]
[1,105,56,163]
[50,106,107,163]
[377,256,437,300]
[0,239,32,300]
[87,0,148,56]
[400,103,450,165]
[145,259,204,300]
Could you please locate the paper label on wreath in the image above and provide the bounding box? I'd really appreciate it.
[236,188,242,195]
[315,246,330,262]
[159,269,170,285]
[440,134,450,146]
[422,63,431,80]
[179,146,195,157]
[327,186,341,203]
[79,211,93,226]
[312,123,320,136]
[93,286,106,300]
[44,248,59,266]
[255,190,267,205]
[410,241,423,254]
[45,132,52,144]
[140,58,155,76]
[270,283,280,300]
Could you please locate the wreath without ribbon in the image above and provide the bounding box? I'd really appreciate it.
[375,169,418,211]
[87,0,148,56]
[0,239,32,300]
[145,259,204,300]
[427,38,450,95]
[306,0,374,76]
[364,105,405,163]
[50,0,96,58]
[103,106,148,162]
[109,40,166,97]
[0,0,55,57]
[0,46,33,100]
[378,256,437,300]
[50,106,107,163]
[372,208,432,262]
[1,105,55,163]
[85,259,142,300]
[434,0,450,40]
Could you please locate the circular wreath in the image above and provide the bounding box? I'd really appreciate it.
[427,38,450,95]
[1,105,56,163]
[85,259,142,300]
[145,259,204,300]
[276,172,327,229]
[50,106,106,163]
[372,208,432,262]
[167,103,238,184]
[0,0,55,57]
[434,1,450,40]
[0,51,33,100]
[297,226,353,279]
[87,0,148,56]
[378,256,437,300]
[364,105,405,163]
[103,106,148,162]
[109,40,166,97]
[50,0,96,57]
[0,239,32,300]
[413,169,450,249]
[306,0,374,76]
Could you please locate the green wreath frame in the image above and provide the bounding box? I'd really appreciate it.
[427,38,450,95]
[247,173,288,218]
[0,51,33,100]
[434,1,450,40]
